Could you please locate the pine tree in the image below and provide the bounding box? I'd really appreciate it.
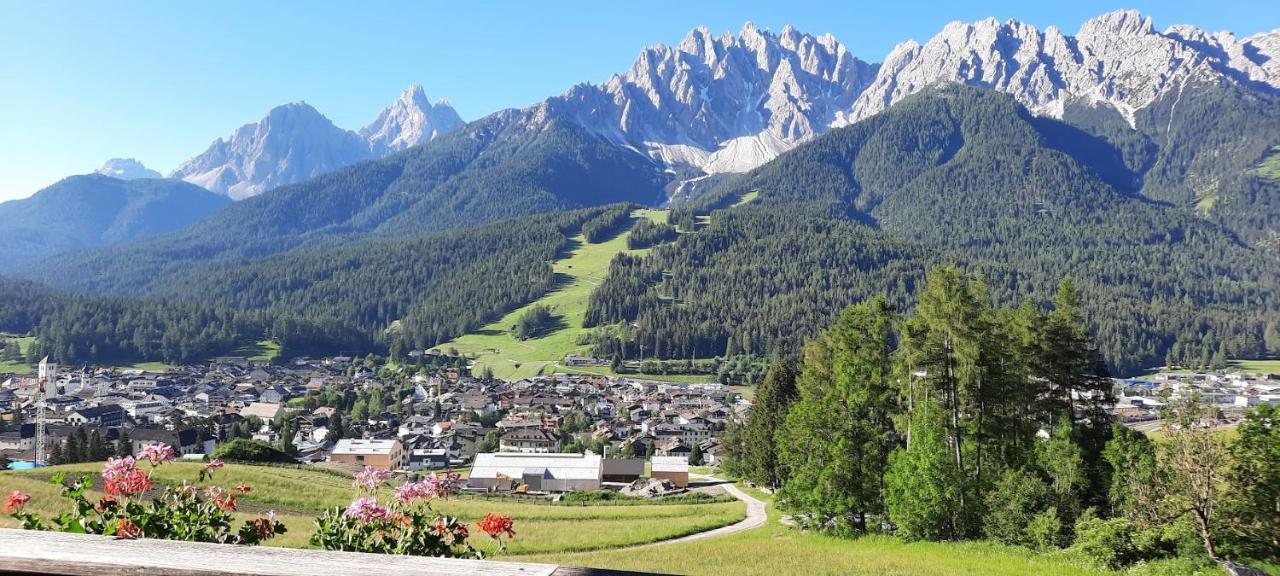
[777,299,897,533]
[88,429,107,462]
[64,433,81,465]
[736,357,799,489]
[689,442,704,466]
[885,397,967,540]
[74,427,90,463]
[115,429,132,457]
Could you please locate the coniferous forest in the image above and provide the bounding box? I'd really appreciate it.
[724,267,1280,569]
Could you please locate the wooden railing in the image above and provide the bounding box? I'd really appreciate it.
[0,529,660,576]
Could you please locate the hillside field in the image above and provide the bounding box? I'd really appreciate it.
[438,208,667,381]
[439,194,761,383]
[528,485,1117,576]
[0,462,744,555]
[0,463,1143,575]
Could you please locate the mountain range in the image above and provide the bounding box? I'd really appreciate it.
[88,10,1280,204]
[4,10,1279,375]
[165,85,463,199]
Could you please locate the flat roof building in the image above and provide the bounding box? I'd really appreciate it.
[469,452,602,493]
[651,455,690,488]
[330,438,406,471]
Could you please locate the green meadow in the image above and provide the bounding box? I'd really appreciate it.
[0,462,744,555]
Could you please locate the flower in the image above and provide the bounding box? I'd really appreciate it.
[235,483,253,494]
[137,442,176,466]
[476,513,515,539]
[5,490,30,513]
[393,479,441,504]
[352,466,389,491]
[205,458,225,471]
[250,511,279,539]
[102,457,153,497]
[204,486,237,512]
[115,518,141,539]
[343,497,389,524]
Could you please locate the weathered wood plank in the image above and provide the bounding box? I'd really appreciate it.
[0,528,603,576]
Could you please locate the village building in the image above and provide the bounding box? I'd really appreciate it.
[330,438,406,470]
[650,455,690,488]
[468,452,603,493]
[499,428,561,453]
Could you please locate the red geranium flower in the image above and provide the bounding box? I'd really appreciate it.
[115,518,141,539]
[476,513,515,539]
[5,490,30,513]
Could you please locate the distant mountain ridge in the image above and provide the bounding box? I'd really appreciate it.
[0,175,229,270]
[114,10,1279,203]
[168,86,465,199]
[545,10,1279,175]
[95,158,161,180]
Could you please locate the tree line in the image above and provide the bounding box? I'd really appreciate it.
[725,267,1279,570]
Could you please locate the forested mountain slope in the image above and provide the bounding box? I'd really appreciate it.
[23,110,668,295]
[588,87,1280,374]
[0,206,630,365]
[0,175,229,271]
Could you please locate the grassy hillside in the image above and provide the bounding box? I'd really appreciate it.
[438,208,667,381]
[0,462,744,555]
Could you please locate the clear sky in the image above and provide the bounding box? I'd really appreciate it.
[1,0,1275,201]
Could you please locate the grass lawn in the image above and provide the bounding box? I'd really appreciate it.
[0,334,38,374]
[0,462,745,556]
[527,501,1114,576]
[1256,146,1280,181]
[439,208,668,381]
[1136,358,1280,378]
[234,339,282,363]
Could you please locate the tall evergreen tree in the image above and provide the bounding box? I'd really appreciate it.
[735,357,799,489]
[777,299,897,533]
[1225,404,1280,559]
[885,397,967,540]
[115,429,132,457]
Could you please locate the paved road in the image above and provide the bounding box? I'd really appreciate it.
[638,478,767,548]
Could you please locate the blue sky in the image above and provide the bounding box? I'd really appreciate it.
[1,0,1275,201]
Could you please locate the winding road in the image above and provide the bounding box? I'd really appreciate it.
[637,477,767,548]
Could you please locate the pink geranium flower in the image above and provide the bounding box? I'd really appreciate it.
[137,443,176,466]
[343,496,389,523]
[352,466,389,491]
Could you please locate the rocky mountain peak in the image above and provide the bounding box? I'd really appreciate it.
[361,84,465,156]
[94,158,161,180]
[170,101,371,200]
[1078,9,1154,38]
[551,21,878,173]
[844,11,1280,128]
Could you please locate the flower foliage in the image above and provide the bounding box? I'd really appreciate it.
[312,468,512,558]
[8,443,285,546]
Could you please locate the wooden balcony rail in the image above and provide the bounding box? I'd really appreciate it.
[0,528,661,576]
